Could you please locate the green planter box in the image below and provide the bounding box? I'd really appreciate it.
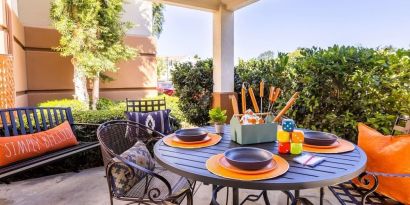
[230,116,278,145]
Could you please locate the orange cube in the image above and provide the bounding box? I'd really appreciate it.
[291,130,304,143]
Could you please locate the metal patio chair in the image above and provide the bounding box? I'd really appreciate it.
[97,120,194,205]
[125,97,181,134]
[329,115,410,205]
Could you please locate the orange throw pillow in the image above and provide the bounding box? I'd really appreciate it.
[0,121,78,166]
[357,123,410,204]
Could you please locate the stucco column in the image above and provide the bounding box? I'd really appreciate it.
[212,5,236,121]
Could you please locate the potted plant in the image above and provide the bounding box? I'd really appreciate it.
[209,107,227,133]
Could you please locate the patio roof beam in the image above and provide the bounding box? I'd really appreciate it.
[151,0,220,12]
[151,0,259,12]
[221,0,259,11]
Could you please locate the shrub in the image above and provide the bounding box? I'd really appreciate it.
[73,109,125,124]
[171,59,213,126]
[209,107,227,124]
[234,53,294,112]
[96,97,116,110]
[170,46,410,142]
[38,99,88,111]
[287,46,410,141]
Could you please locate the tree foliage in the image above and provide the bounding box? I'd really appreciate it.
[152,3,165,38]
[50,0,136,76]
[50,0,137,109]
[257,50,275,60]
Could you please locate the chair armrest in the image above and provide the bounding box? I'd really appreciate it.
[366,171,410,178]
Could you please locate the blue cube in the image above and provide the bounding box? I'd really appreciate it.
[282,119,295,132]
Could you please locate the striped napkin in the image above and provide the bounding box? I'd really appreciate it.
[293,154,325,167]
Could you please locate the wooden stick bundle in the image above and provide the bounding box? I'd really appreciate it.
[241,85,247,114]
[248,87,260,113]
[273,92,300,122]
[230,95,239,115]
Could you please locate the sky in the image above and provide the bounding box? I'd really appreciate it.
[157,0,410,61]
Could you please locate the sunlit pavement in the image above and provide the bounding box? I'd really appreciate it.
[0,167,340,205]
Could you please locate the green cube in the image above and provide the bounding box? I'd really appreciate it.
[290,143,303,155]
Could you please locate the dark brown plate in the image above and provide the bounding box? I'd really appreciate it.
[224,147,273,171]
[175,128,208,142]
[304,131,338,146]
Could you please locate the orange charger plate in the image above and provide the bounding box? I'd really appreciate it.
[172,135,212,144]
[163,133,222,149]
[206,154,289,181]
[303,139,355,153]
[218,156,277,175]
[303,140,341,149]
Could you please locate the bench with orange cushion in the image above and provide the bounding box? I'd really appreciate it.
[0,107,99,180]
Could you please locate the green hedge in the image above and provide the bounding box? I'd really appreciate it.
[171,46,410,141]
[286,46,410,140]
[171,59,213,125]
[38,99,89,111]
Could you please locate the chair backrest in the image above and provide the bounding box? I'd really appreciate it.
[125,98,166,112]
[0,107,74,137]
[97,120,164,160]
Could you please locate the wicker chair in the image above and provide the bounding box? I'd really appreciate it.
[97,120,194,205]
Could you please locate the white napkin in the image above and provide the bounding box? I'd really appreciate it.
[293,154,325,167]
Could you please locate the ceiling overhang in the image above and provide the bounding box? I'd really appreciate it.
[150,0,259,12]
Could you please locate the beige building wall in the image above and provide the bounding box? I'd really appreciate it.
[1,0,157,107]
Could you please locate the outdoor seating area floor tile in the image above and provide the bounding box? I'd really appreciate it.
[0,167,341,205]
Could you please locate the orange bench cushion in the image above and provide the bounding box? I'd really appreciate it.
[357,123,410,204]
[0,121,78,166]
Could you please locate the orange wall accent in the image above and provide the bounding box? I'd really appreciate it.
[11,11,24,45]
[23,27,157,106]
[26,50,73,90]
[101,55,157,89]
[2,10,158,107]
[24,27,157,54]
[9,6,27,106]
[24,27,59,49]
[12,41,27,92]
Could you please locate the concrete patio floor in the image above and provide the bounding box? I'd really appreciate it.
[0,167,341,205]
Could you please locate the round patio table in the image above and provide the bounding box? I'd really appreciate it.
[154,126,367,205]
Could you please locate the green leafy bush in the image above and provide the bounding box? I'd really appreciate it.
[96,97,116,110]
[171,46,410,142]
[38,99,88,111]
[287,46,410,141]
[73,109,125,124]
[171,59,213,125]
[234,53,294,112]
[209,107,227,124]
